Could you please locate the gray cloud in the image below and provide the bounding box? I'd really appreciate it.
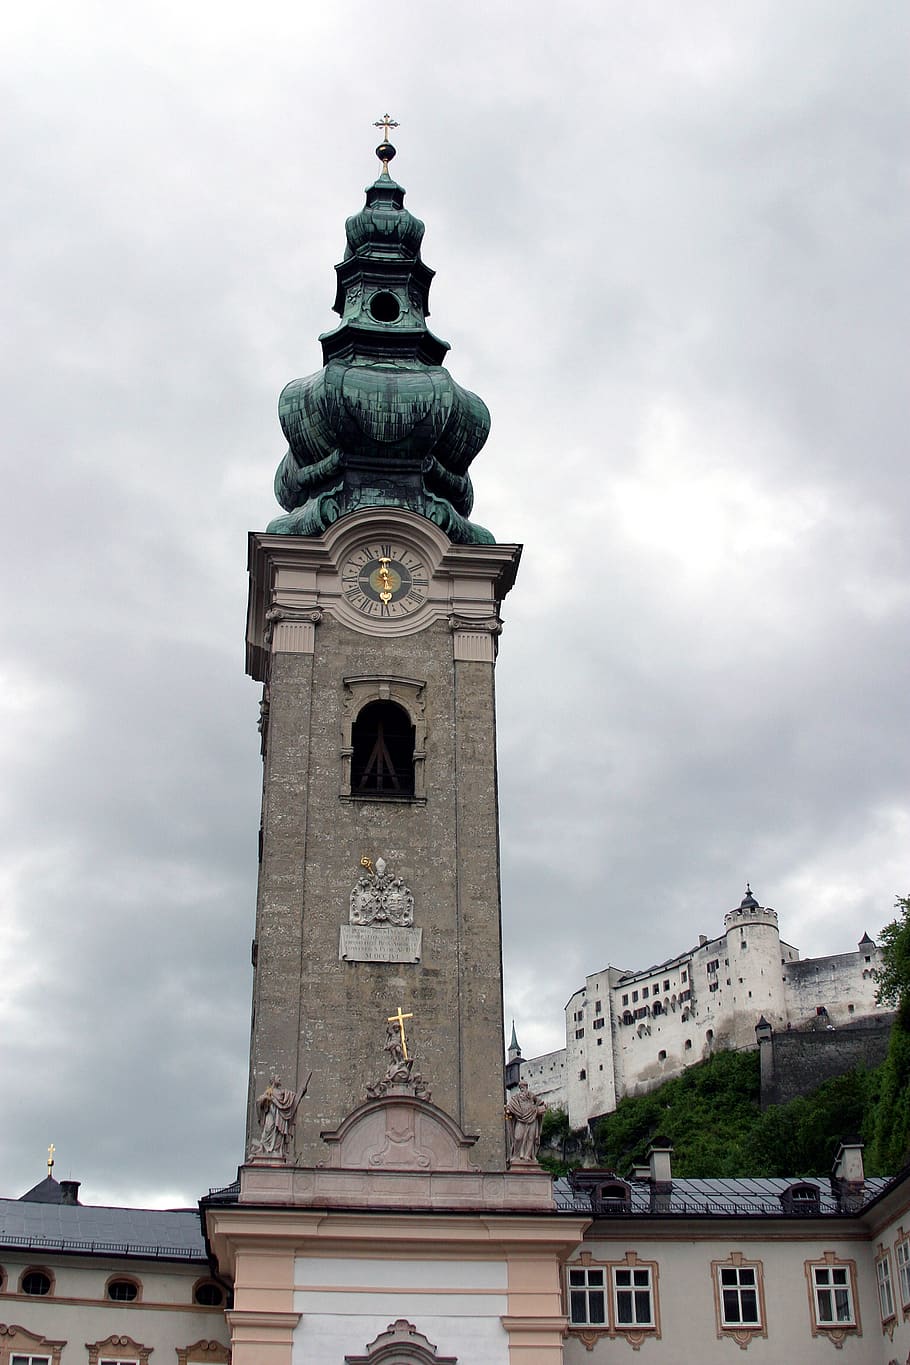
[1,0,907,1203]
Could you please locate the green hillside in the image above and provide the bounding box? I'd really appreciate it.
[539,1032,908,1179]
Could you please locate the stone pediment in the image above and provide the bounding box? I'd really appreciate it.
[319,1093,479,1172]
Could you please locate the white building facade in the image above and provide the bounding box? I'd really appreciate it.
[520,889,885,1129]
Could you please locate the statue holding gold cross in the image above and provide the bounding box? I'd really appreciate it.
[367,1006,431,1102]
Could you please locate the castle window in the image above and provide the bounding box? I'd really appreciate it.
[632,991,639,1003]
[622,994,629,1006]
[593,1016,605,1029]
[20,1269,52,1296]
[895,1234,910,1309]
[684,1039,692,1050]
[568,1266,606,1326]
[808,1259,857,1330]
[613,1265,654,1327]
[193,1280,225,1307]
[652,1000,662,1015]
[622,1011,633,1025]
[711,1255,766,1345]
[658,1049,667,1061]
[576,1028,585,1039]
[663,979,670,991]
[642,986,649,999]
[351,700,415,796]
[741,940,748,950]
[595,1000,602,1014]
[706,1028,714,1041]
[681,971,687,982]
[579,1069,586,1080]
[876,1250,895,1323]
[106,1277,140,1302]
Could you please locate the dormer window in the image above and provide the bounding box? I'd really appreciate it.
[780,1181,821,1214]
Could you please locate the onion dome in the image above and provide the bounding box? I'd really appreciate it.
[740,884,759,910]
[267,139,494,544]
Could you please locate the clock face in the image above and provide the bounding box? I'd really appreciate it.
[340,541,430,619]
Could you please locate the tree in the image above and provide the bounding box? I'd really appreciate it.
[873,895,910,1016]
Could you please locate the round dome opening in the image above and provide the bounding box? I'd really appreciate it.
[369,291,401,323]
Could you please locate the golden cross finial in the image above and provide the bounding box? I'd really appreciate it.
[47,1143,55,1176]
[373,113,399,143]
[388,1005,414,1059]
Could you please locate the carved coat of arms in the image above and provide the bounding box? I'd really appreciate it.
[350,856,414,927]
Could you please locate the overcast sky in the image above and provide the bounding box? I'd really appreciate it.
[1,1,907,1208]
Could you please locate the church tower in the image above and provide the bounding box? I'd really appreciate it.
[206,131,584,1365]
[244,133,521,1171]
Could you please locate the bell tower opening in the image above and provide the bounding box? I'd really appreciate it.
[351,700,415,796]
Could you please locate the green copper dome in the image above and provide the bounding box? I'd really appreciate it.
[266,148,494,544]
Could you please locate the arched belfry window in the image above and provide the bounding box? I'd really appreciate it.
[341,676,427,802]
[351,701,415,796]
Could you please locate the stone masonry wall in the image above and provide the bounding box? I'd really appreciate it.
[760,1017,894,1107]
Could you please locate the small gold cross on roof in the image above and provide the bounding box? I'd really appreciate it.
[388,1005,414,1059]
[47,1143,55,1176]
[373,113,399,142]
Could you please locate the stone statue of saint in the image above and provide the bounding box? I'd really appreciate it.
[382,1020,411,1083]
[250,1072,309,1161]
[505,1080,547,1163]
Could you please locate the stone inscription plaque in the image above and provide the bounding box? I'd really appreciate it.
[339,924,422,964]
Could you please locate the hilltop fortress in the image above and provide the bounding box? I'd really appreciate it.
[518,887,886,1128]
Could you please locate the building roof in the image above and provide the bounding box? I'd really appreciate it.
[0,1197,208,1260]
[553,1174,892,1218]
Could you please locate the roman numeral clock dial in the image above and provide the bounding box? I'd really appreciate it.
[340,542,430,620]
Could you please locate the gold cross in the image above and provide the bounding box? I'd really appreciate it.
[388,1005,414,1059]
[47,1143,55,1176]
[373,113,399,142]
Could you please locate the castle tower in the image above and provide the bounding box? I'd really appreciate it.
[724,884,787,1046]
[244,136,521,1171]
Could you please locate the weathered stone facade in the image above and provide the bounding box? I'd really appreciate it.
[245,511,521,1170]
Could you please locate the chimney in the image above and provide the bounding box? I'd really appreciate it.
[831,1139,865,1212]
[60,1180,81,1206]
[699,934,708,946]
[648,1137,673,1213]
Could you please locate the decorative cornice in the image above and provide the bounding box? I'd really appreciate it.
[263,605,323,647]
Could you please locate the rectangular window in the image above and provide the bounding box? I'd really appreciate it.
[622,994,629,1006]
[593,1016,605,1030]
[719,1266,760,1326]
[575,1028,584,1039]
[812,1265,855,1325]
[632,990,639,1003]
[613,1266,654,1327]
[568,1267,606,1326]
[595,1000,602,1014]
[663,979,670,991]
[12,1357,52,1365]
[877,1254,895,1321]
[896,1237,910,1308]
[681,970,688,982]
[642,986,649,999]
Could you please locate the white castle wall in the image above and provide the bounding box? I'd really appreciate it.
[519,893,886,1131]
